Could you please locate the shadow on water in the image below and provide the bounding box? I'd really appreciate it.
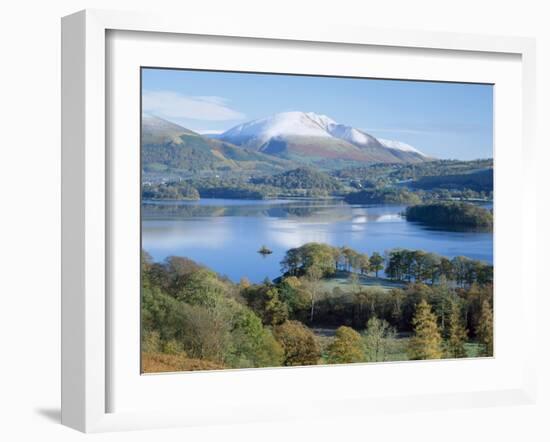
[413,222,493,233]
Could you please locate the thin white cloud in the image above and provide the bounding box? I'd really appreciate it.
[195,96,230,105]
[142,91,245,121]
[363,121,485,135]
[362,127,434,135]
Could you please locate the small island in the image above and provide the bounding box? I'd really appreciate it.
[405,202,493,229]
[258,245,273,255]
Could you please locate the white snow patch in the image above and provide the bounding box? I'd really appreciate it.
[379,138,425,155]
[221,111,335,144]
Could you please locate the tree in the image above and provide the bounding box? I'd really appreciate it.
[423,253,442,284]
[280,242,336,277]
[476,299,493,356]
[407,299,443,360]
[439,257,454,281]
[327,326,364,364]
[165,255,204,278]
[239,277,251,289]
[304,266,323,323]
[172,268,226,308]
[278,276,310,314]
[280,247,300,276]
[411,250,429,282]
[264,288,289,326]
[340,246,357,272]
[446,301,468,358]
[178,301,233,364]
[274,321,321,366]
[241,284,288,326]
[363,317,396,362]
[230,307,284,368]
[429,284,454,333]
[369,252,384,278]
[451,256,470,287]
[464,283,492,334]
[385,249,405,280]
[357,253,370,275]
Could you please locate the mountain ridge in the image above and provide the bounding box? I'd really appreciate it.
[142,112,433,181]
[215,111,430,165]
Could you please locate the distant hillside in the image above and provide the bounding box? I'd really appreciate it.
[344,188,422,205]
[411,168,493,192]
[252,167,344,192]
[142,115,295,178]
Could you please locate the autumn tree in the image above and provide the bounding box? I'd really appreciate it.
[407,299,443,360]
[264,288,289,326]
[327,326,364,364]
[340,246,358,272]
[476,299,493,356]
[446,301,468,358]
[357,253,370,275]
[239,277,251,289]
[363,317,396,362]
[274,320,320,366]
[280,242,336,277]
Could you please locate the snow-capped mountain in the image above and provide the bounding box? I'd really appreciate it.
[216,111,428,165]
[378,138,424,155]
[219,111,335,145]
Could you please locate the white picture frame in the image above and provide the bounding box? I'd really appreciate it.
[61,9,537,433]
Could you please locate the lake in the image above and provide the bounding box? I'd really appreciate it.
[142,198,493,283]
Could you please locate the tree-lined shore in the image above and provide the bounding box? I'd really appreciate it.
[141,243,493,373]
[142,159,494,206]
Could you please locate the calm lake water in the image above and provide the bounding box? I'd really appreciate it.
[142,198,493,283]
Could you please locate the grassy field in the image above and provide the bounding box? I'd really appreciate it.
[320,271,406,293]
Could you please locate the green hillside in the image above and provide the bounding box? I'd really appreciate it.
[252,167,344,192]
[411,168,493,192]
[142,115,295,178]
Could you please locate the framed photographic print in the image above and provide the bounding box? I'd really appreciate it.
[61,9,537,432]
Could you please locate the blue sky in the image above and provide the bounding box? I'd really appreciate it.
[142,68,493,160]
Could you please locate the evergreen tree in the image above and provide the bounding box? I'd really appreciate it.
[369,252,384,278]
[407,299,443,360]
[476,299,493,356]
[446,301,468,358]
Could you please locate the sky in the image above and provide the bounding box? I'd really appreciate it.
[142,68,493,160]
